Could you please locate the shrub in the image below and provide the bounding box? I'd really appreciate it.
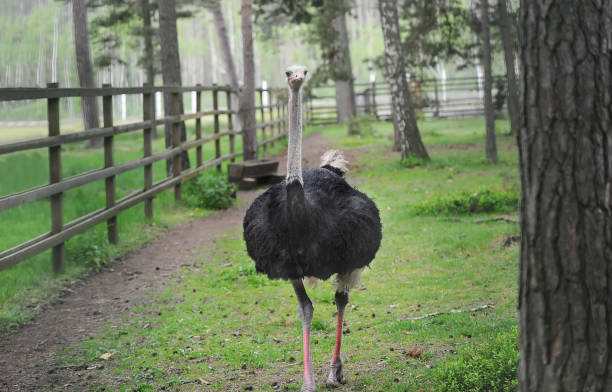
[431,327,518,392]
[348,115,377,136]
[412,187,519,215]
[182,171,237,210]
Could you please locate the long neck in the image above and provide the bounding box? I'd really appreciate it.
[287,86,303,184]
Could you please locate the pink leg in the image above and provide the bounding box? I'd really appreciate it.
[326,291,348,387]
[292,279,316,392]
[302,327,315,391]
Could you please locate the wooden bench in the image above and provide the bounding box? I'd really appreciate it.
[228,159,284,190]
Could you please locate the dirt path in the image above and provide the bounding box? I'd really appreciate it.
[0,133,333,392]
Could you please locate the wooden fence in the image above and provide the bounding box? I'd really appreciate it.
[0,83,288,273]
[307,75,508,125]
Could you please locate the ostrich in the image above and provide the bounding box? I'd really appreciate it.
[243,65,382,391]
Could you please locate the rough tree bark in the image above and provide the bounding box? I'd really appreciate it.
[497,0,520,136]
[158,0,190,174]
[330,10,356,124]
[72,0,102,148]
[480,0,498,163]
[519,1,612,391]
[239,0,257,160]
[378,0,429,161]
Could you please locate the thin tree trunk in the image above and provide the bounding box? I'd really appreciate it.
[158,0,190,174]
[330,10,356,124]
[140,0,157,139]
[480,0,498,163]
[518,1,612,391]
[378,0,429,162]
[206,0,241,131]
[497,0,519,135]
[72,0,102,148]
[239,0,257,160]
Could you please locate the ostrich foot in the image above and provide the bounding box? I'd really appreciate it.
[325,358,346,388]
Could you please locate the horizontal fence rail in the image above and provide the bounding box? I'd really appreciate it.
[0,83,289,273]
[306,75,508,125]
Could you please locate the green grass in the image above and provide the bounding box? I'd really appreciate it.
[0,116,287,332]
[50,117,521,391]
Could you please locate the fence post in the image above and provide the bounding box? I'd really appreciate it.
[212,84,221,172]
[371,80,378,120]
[47,83,65,274]
[143,83,154,220]
[433,77,440,118]
[276,94,281,142]
[226,89,235,162]
[259,89,266,154]
[171,91,182,201]
[268,91,275,147]
[195,84,203,167]
[102,83,118,244]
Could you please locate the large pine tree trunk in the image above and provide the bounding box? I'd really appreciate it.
[239,0,257,160]
[519,1,612,390]
[497,0,519,136]
[480,0,498,163]
[330,11,356,124]
[378,0,429,161]
[72,0,102,149]
[158,0,190,175]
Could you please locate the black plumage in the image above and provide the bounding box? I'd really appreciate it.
[243,166,382,281]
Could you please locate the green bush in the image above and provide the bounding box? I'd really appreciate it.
[431,327,518,392]
[182,171,237,210]
[412,187,519,215]
[348,115,377,136]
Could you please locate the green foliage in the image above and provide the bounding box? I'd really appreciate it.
[401,154,428,168]
[182,171,237,210]
[430,327,519,392]
[348,115,377,136]
[412,187,519,215]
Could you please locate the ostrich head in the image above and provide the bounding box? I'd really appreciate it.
[285,65,308,90]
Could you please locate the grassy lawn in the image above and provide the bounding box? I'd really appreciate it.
[52,117,521,391]
[0,116,287,332]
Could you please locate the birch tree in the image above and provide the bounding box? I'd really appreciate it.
[378,0,429,162]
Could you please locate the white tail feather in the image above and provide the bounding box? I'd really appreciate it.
[320,150,349,174]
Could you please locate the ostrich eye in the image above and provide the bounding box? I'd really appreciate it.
[304,70,308,76]
[285,71,292,77]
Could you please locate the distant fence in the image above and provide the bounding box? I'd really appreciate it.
[0,84,288,273]
[306,75,508,125]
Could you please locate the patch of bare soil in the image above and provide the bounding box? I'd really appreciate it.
[0,132,333,392]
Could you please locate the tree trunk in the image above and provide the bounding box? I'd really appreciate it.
[497,0,519,136]
[518,1,612,391]
[480,0,498,163]
[158,0,190,175]
[378,0,429,162]
[239,0,257,160]
[140,0,158,139]
[72,0,102,149]
[330,10,356,124]
[206,0,241,131]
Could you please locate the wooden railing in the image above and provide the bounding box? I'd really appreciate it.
[306,76,508,125]
[0,83,288,273]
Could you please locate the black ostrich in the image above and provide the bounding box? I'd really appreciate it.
[243,65,382,391]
